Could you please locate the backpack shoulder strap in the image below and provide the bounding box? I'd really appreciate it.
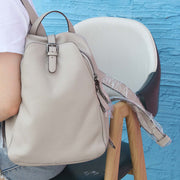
[20,0,46,36]
[98,69,171,147]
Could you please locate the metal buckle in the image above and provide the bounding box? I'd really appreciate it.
[46,43,58,54]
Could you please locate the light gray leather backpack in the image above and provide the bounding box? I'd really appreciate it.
[1,0,171,166]
[2,10,112,166]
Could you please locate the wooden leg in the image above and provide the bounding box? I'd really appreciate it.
[126,107,147,180]
[104,102,129,180]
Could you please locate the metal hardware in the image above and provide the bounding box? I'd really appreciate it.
[46,43,58,55]
[94,76,109,104]
[46,43,58,73]
[80,51,97,79]
[96,91,106,113]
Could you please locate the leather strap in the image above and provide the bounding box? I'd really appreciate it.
[20,0,46,36]
[47,35,58,73]
[30,11,75,35]
[98,70,171,147]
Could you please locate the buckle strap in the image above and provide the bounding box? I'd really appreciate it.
[47,35,58,73]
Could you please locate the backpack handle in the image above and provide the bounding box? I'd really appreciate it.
[30,10,75,35]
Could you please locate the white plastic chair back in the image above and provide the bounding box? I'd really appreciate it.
[74,17,158,93]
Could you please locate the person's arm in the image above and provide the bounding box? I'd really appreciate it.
[0,52,22,122]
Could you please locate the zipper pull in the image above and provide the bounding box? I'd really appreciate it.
[94,75,112,116]
[94,75,110,103]
[96,91,109,113]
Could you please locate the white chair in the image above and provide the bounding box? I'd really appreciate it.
[53,17,160,180]
[74,17,160,117]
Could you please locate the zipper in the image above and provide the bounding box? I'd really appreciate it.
[94,75,111,113]
[80,51,111,113]
[96,91,106,113]
[94,75,110,104]
[80,50,96,78]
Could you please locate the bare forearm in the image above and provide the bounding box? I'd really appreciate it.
[0,88,21,122]
[0,52,22,122]
[0,108,14,122]
[0,100,20,122]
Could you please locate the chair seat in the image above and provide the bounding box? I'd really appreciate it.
[51,142,132,180]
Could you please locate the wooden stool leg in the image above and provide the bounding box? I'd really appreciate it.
[104,102,129,180]
[126,107,147,180]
